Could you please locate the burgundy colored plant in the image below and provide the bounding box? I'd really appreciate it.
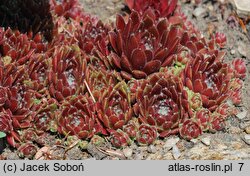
[123,119,139,139]
[57,95,101,139]
[181,52,232,112]
[136,124,158,145]
[97,81,133,130]
[179,119,202,140]
[232,58,246,79]
[109,10,183,80]
[50,0,96,23]
[134,72,188,137]
[125,0,178,18]
[110,129,131,148]
[0,109,21,147]
[33,98,58,134]
[47,45,86,102]
[85,68,118,100]
[215,32,227,48]
[17,142,38,159]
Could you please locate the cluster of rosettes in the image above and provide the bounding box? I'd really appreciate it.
[0,0,247,158]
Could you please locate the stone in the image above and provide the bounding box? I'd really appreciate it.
[236,110,248,120]
[232,0,250,17]
[245,126,250,134]
[238,42,247,57]
[230,49,236,55]
[201,137,211,146]
[164,137,180,151]
[193,7,206,17]
[147,145,157,154]
[172,145,181,159]
[242,134,250,145]
[123,148,133,158]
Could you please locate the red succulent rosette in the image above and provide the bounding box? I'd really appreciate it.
[33,98,58,133]
[57,95,100,139]
[17,142,38,159]
[136,124,157,145]
[125,0,178,18]
[194,108,211,131]
[110,129,131,148]
[134,72,187,137]
[76,20,110,54]
[0,58,26,88]
[209,113,226,133]
[182,53,232,111]
[97,82,133,130]
[214,32,227,48]
[26,53,49,91]
[123,119,139,139]
[0,28,47,64]
[229,78,243,105]
[50,0,96,23]
[0,109,21,147]
[108,10,183,80]
[85,68,118,101]
[47,45,86,102]
[179,119,202,140]
[232,58,246,79]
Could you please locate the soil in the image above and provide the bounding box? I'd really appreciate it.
[1,0,249,160]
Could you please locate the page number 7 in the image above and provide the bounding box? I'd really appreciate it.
[238,163,244,171]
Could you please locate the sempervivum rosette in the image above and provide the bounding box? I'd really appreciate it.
[26,53,49,92]
[0,109,21,147]
[97,82,133,130]
[33,98,58,134]
[57,95,101,139]
[4,86,39,131]
[181,52,232,112]
[136,124,158,145]
[134,72,188,137]
[110,129,131,148]
[85,68,118,101]
[50,0,96,23]
[125,0,178,18]
[17,142,38,159]
[179,119,202,140]
[232,58,246,79]
[76,20,110,54]
[0,28,47,65]
[108,10,184,80]
[47,45,86,102]
[123,118,139,139]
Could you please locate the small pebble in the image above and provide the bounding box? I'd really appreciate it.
[201,137,211,146]
[190,138,198,144]
[230,49,236,55]
[236,110,248,120]
[123,148,133,158]
[238,43,247,57]
[147,145,157,154]
[172,145,181,160]
[164,137,180,151]
[193,7,206,17]
[245,126,250,134]
[244,134,250,140]
[134,153,144,160]
[242,134,250,145]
